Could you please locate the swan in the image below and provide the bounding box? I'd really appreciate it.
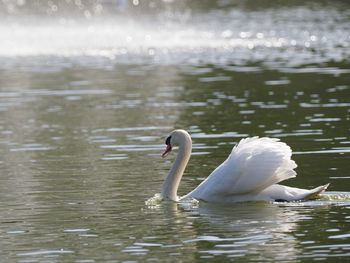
[160,129,329,203]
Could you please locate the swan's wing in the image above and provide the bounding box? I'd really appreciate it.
[228,137,297,193]
[188,137,297,201]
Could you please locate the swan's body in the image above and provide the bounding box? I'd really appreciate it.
[161,129,329,203]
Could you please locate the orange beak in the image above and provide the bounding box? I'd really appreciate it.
[162,144,172,158]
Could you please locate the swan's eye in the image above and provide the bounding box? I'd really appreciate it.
[165,136,172,145]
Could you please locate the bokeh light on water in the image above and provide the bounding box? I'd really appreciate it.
[0,0,349,262]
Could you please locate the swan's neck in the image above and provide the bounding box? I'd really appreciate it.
[161,138,192,201]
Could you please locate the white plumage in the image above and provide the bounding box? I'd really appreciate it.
[161,129,329,203]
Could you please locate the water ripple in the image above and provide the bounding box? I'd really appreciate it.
[17,249,74,257]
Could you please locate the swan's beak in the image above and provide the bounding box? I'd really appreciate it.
[162,145,172,158]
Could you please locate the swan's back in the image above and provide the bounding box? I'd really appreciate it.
[187,137,297,202]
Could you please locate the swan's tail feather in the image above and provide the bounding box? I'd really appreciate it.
[304,183,330,200]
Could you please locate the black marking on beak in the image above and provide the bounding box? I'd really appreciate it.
[165,136,171,146]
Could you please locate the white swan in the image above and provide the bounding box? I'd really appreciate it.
[160,129,329,203]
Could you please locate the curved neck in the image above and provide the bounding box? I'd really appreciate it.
[161,137,192,201]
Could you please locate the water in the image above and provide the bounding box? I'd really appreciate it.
[0,0,349,262]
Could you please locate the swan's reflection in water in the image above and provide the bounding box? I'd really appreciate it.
[145,199,311,261]
[185,201,303,260]
[142,193,350,261]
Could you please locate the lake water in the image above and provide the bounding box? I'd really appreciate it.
[0,0,349,262]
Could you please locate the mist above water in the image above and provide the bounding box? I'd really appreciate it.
[0,0,349,68]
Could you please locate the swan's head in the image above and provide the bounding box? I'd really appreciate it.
[162,129,192,158]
